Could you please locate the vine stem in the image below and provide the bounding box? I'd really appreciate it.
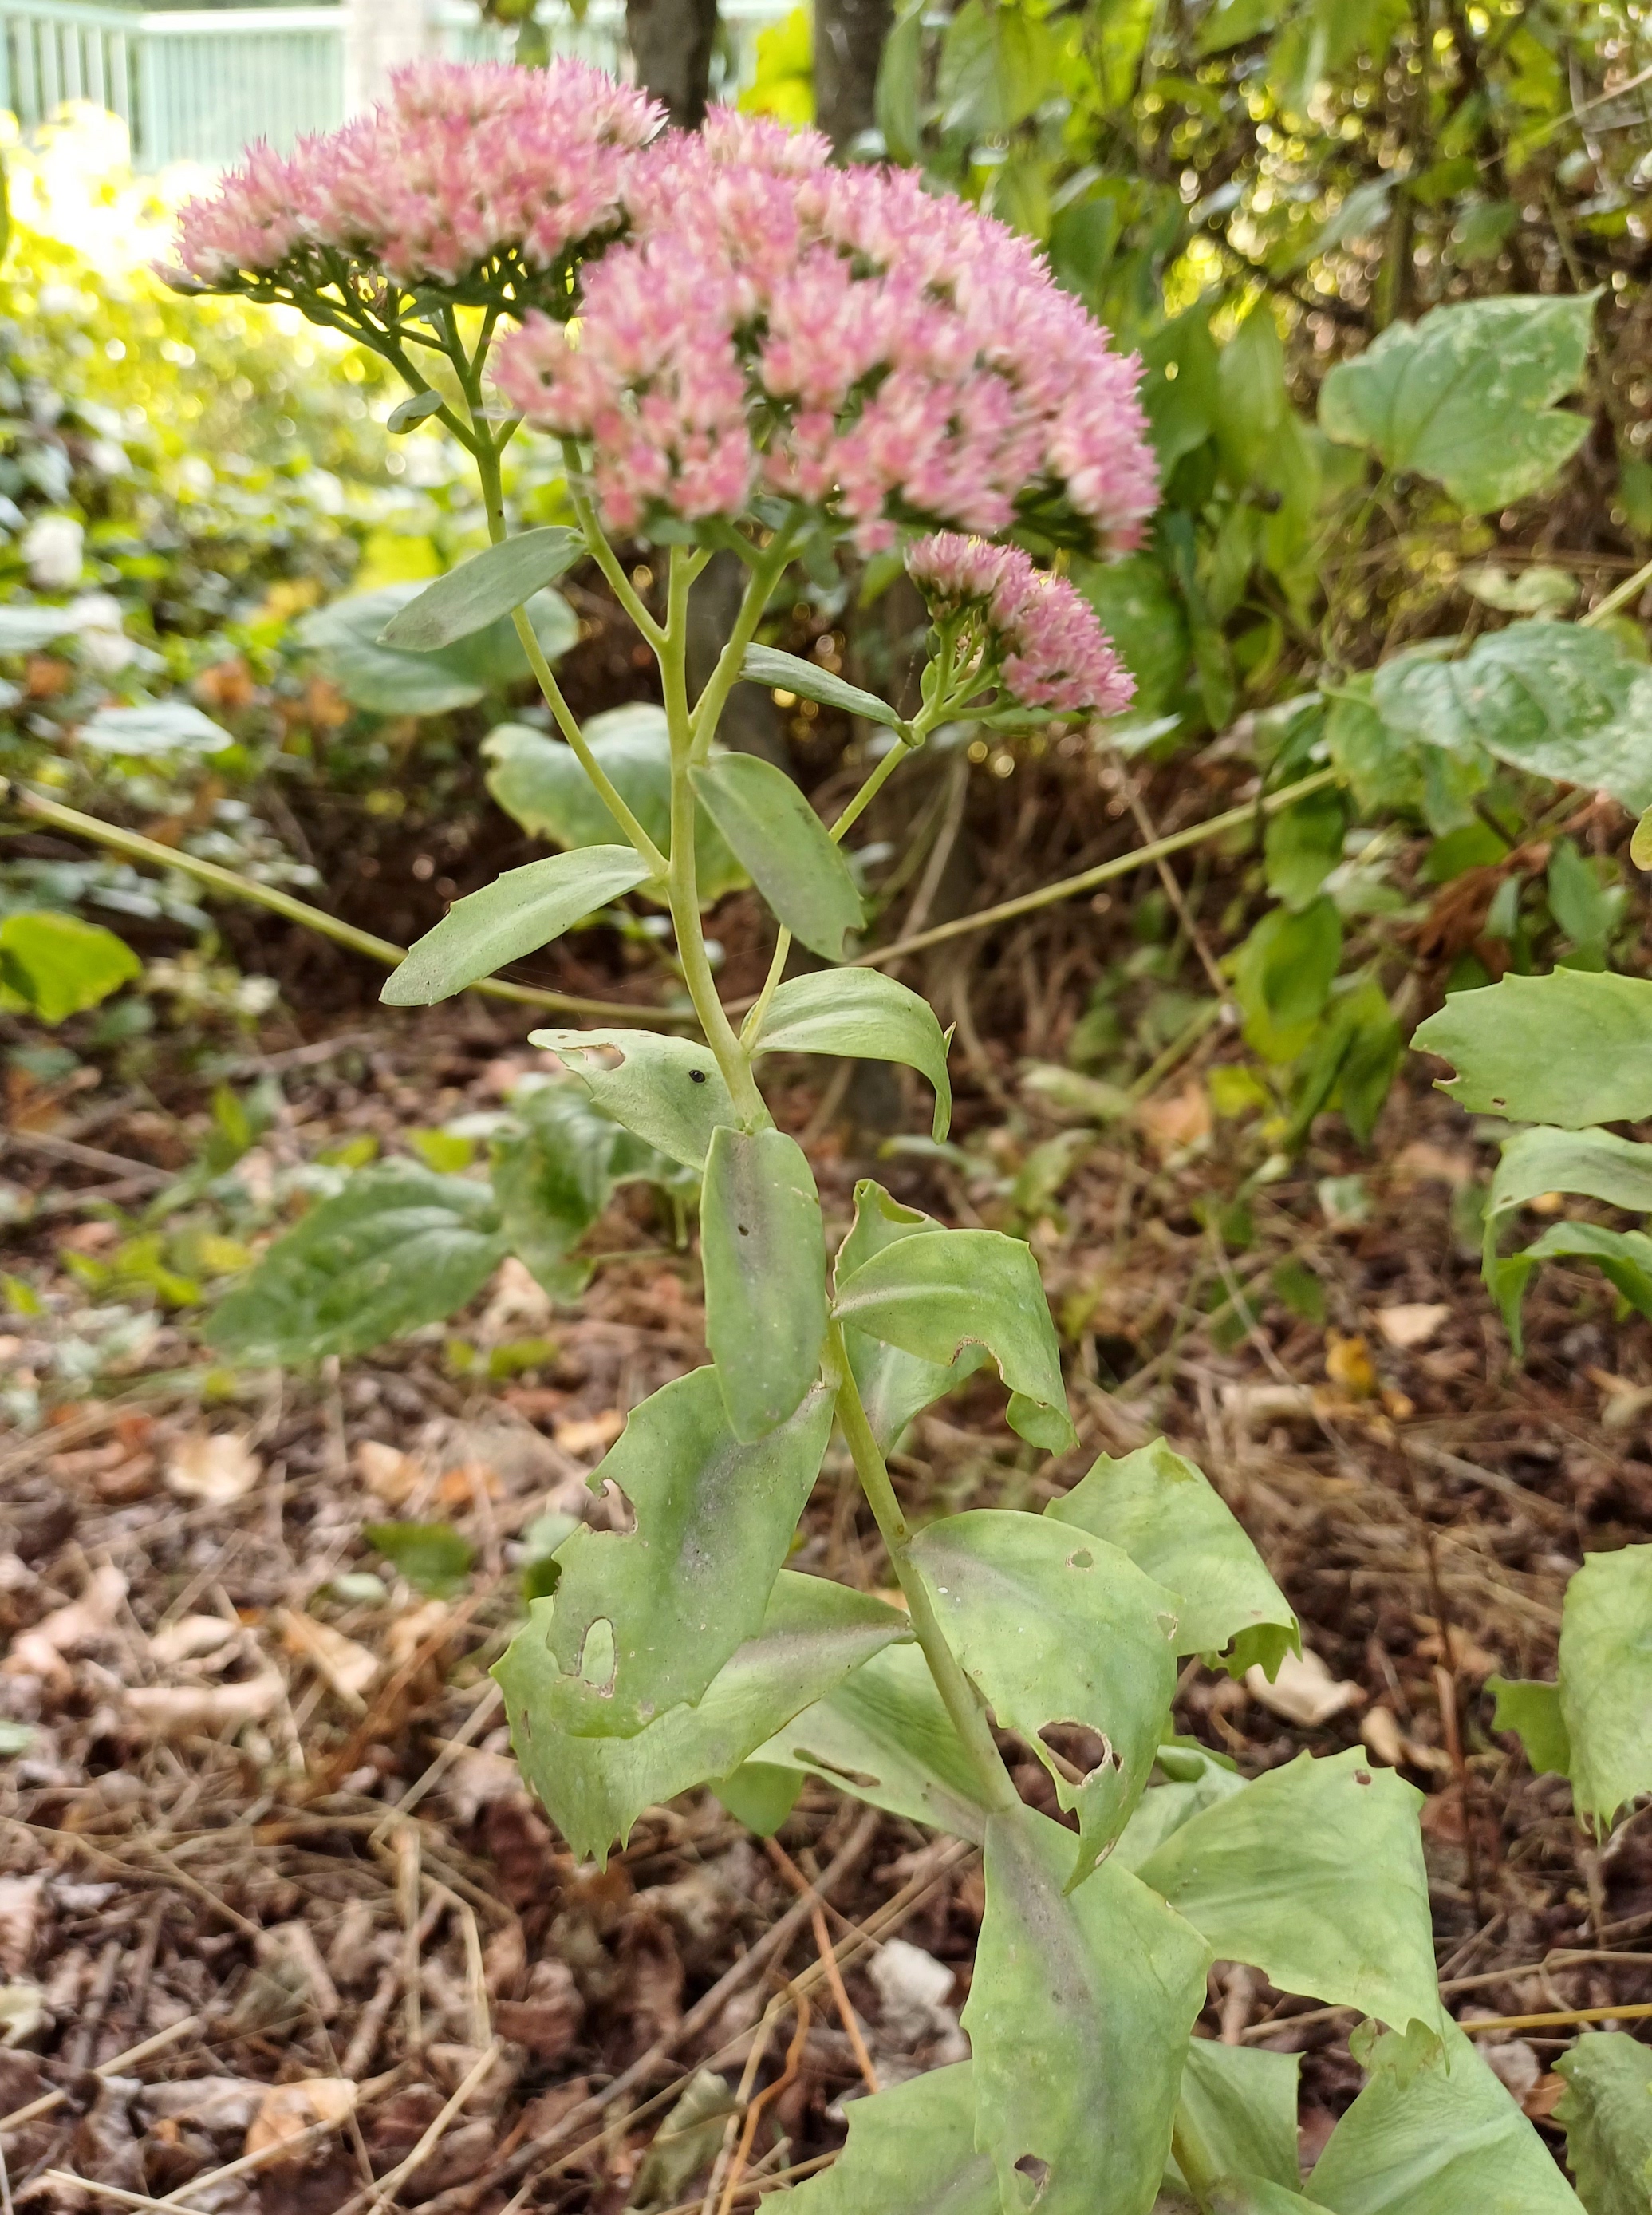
[829,1323,1020,1818]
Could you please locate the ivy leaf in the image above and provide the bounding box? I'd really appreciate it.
[204,1163,507,1367]
[783,2062,997,2213]
[1137,1748,1439,2034]
[378,528,582,650]
[703,1127,828,1441]
[1371,622,1652,811]
[1414,970,1652,1127]
[1559,1544,1652,1832]
[382,847,651,1005]
[1319,293,1597,511]
[1046,1438,1299,1680]
[753,970,952,1142]
[740,642,907,731]
[530,1028,739,1171]
[832,1224,1077,1453]
[1487,1676,1571,1778]
[1309,2020,1584,2213]
[535,1366,834,1738]
[910,1510,1180,1884]
[962,1806,1211,2215]
[0,912,140,1024]
[1554,2033,1652,2215]
[690,754,865,961]
[495,1569,908,1865]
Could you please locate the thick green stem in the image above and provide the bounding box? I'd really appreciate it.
[829,1325,1020,1817]
[739,926,792,1048]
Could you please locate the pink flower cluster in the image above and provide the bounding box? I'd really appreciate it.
[905,532,1134,717]
[492,112,1156,554]
[172,59,661,296]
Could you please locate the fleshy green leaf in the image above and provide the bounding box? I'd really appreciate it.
[1137,1748,1439,2034]
[751,1641,992,1842]
[378,528,582,650]
[753,969,952,1141]
[739,642,909,731]
[834,1180,989,1451]
[529,1028,738,1171]
[495,1569,908,1864]
[386,389,444,432]
[1554,2033,1652,2215]
[205,1163,507,1367]
[690,754,866,961]
[1413,971,1652,1126]
[489,1081,657,1300]
[710,1762,802,1837]
[1113,1752,1250,1873]
[702,1127,827,1441]
[299,582,576,715]
[1177,2039,1303,2197]
[1309,2020,1583,2214]
[962,1806,1212,2215]
[78,701,232,757]
[382,846,651,1005]
[785,2062,997,2214]
[0,912,140,1025]
[1046,1438,1299,1678]
[909,1510,1180,1883]
[534,1366,834,1736]
[365,1521,475,1599]
[1487,1676,1571,1778]
[1559,1543,1652,1831]
[485,707,745,902]
[832,1225,1078,1452]
[1371,623,1652,812]
[1319,293,1596,512]
[1211,2183,1333,2214]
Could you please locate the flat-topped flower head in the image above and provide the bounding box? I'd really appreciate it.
[169,57,661,313]
[905,532,1134,719]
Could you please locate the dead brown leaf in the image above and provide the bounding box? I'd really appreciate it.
[243,2076,357,2162]
[279,1611,378,1706]
[3,1562,126,1683]
[166,1430,261,1505]
[1374,1303,1451,1352]
[357,1439,422,1507]
[125,1672,286,1737]
[554,1410,626,1459]
[1246,1647,1366,1727]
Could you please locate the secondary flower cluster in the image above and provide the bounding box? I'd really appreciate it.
[906,533,1133,717]
[172,58,660,297]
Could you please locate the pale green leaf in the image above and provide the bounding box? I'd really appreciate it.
[495,1569,908,1865]
[703,1127,827,1441]
[1309,2020,1583,2214]
[1177,2039,1303,2197]
[78,701,232,757]
[910,1510,1180,1883]
[1112,1752,1250,1873]
[1211,2183,1334,2215]
[832,1226,1078,1453]
[204,1163,507,1367]
[834,1181,991,1451]
[741,643,907,731]
[961,1806,1211,2215]
[299,582,575,716]
[1559,1544,1652,1831]
[1046,1439,1299,1678]
[1482,1126,1652,1344]
[1413,970,1652,1127]
[1486,1676,1571,1778]
[378,528,582,650]
[1137,1748,1439,2033]
[0,912,140,1025]
[0,604,76,653]
[489,1081,656,1301]
[382,846,651,1005]
[528,1028,738,1171]
[386,389,444,432]
[785,2062,997,2215]
[534,1366,834,1737]
[754,969,952,1141]
[1319,294,1596,511]
[1555,2033,1652,2215]
[1500,1222,1652,1344]
[709,1762,801,1837]
[690,754,865,961]
[367,1520,474,1599]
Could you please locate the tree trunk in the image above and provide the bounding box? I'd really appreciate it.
[814,0,894,156]
[624,0,720,128]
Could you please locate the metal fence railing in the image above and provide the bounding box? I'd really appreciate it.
[0,0,790,170]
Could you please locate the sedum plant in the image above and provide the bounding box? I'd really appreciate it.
[172,65,1585,2215]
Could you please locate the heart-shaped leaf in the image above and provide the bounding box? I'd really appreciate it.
[382,846,651,1005]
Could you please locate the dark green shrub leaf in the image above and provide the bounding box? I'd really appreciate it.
[382,846,651,1005]
[703,1127,827,1440]
[0,912,140,1024]
[365,1521,474,1598]
[1137,1748,1438,2034]
[1486,1676,1571,1778]
[690,754,865,961]
[536,1366,834,1737]
[834,1180,990,1451]
[1559,1544,1652,1832]
[529,1028,738,1171]
[1319,294,1597,512]
[911,1510,1179,1883]
[1554,2033,1652,2215]
[1264,788,1347,910]
[740,642,906,730]
[753,970,952,1140]
[204,1163,506,1367]
[832,1223,1077,1452]
[786,2063,996,2213]
[1414,970,1652,1126]
[378,528,582,650]
[963,1806,1210,2215]
[1233,898,1342,1058]
[495,1569,907,1864]
[1047,1438,1299,1679]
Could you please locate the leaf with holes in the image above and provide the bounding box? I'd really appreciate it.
[910,1510,1180,1884]
[962,1806,1211,2215]
[1558,1544,1652,1833]
[1047,1439,1299,1680]
[833,1181,990,1452]
[495,1570,908,1865]
[1414,970,1652,1127]
[534,1365,834,1739]
[690,753,865,961]
[1554,2033,1652,2215]
[753,970,952,1141]
[529,1029,738,1171]
[204,1163,507,1367]
[382,847,651,1005]
[785,2062,998,2213]
[1137,1748,1438,2034]
[833,1225,1077,1452]
[378,528,582,650]
[739,642,909,731]
[702,1127,827,1441]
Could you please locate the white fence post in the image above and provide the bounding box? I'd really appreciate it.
[342,0,436,115]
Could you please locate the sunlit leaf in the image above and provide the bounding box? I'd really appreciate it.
[378,528,582,650]
[0,911,140,1024]
[78,701,232,757]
